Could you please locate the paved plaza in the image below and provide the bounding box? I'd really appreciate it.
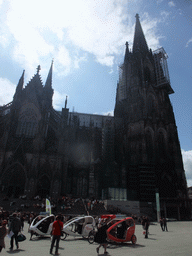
[1,221,192,256]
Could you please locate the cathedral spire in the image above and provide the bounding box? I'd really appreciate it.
[65,95,68,108]
[43,60,54,107]
[14,70,25,99]
[45,60,53,88]
[133,13,149,54]
[124,41,130,63]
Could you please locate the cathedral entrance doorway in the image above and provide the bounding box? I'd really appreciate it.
[77,170,88,198]
[3,163,26,198]
[37,175,50,198]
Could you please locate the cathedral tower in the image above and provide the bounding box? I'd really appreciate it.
[114,14,188,210]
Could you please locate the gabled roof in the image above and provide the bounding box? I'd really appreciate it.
[26,66,44,90]
[24,66,44,107]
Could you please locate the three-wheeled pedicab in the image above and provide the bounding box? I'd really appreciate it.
[88,216,136,245]
[107,217,137,244]
[29,214,55,239]
[62,216,96,240]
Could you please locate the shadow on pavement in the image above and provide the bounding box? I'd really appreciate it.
[98,253,112,256]
[63,237,85,242]
[108,243,145,249]
[6,249,26,254]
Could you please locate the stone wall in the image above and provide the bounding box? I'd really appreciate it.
[104,200,140,216]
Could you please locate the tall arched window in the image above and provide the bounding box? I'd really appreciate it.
[37,175,50,198]
[144,67,151,83]
[52,180,60,199]
[16,108,38,138]
[77,170,88,197]
[147,95,157,119]
[145,130,154,162]
[158,131,167,161]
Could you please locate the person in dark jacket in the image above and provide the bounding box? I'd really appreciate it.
[8,213,21,250]
[95,219,109,254]
[143,216,150,238]
[163,218,168,231]
[0,220,8,252]
[159,217,164,231]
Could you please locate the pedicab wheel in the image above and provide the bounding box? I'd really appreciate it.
[131,234,137,245]
[88,230,95,244]
[61,232,67,240]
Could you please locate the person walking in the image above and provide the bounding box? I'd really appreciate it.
[0,220,8,253]
[163,218,168,231]
[95,219,109,255]
[20,214,25,231]
[50,215,63,255]
[143,216,150,238]
[8,213,21,250]
[159,217,164,231]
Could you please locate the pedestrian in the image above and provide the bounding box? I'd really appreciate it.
[8,213,21,250]
[95,219,109,255]
[50,215,63,255]
[143,216,150,238]
[20,214,25,231]
[0,220,8,253]
[159,217,164,231]
[28,213,35,240]
[163,218,168,231]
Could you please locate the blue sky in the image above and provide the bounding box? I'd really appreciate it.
[0,0,191,185]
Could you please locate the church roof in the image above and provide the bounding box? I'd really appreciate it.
[24,65,44,107]
[26,65,44,90]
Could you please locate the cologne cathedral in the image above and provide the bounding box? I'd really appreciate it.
[0,14,188,216]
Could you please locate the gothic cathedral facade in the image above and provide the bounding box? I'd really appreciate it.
[0,14,188,213]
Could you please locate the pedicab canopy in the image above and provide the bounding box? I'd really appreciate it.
[101,214,116,220]
[107,217,136,244]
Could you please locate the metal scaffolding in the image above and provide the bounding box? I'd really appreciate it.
[117,64,127,101]
[153,47,171,90]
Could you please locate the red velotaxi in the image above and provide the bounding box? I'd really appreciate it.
[107,217,136,244]
[100,214,116,221]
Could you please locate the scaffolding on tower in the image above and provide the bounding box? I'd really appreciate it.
[153,47,174,94]
[117,64,127,101]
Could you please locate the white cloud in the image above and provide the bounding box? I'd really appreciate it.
[74,55,87,69]
[0,0,162,75]
[140,13,161,50]
[160,10,170,19]
[168,1,175,7]
[54,46,72,76]
[102,110,114,116]
[0,77,15,105]
[52,90,67,110]
[182,150,192,187]
[186,38,192,47]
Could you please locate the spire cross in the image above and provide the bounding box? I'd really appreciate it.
[135,13,139,19]
[65,95,68,108]
[36,65,41,74]
[125,41,129,48]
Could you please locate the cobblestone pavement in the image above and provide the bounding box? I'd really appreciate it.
[1,221,192,256]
